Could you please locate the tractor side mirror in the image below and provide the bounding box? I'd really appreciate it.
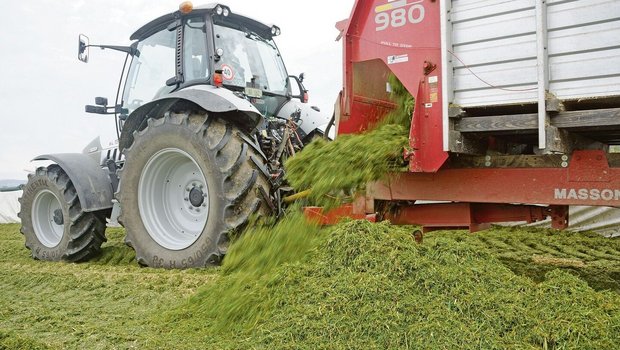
[86,95,127,115]
[288,75,308,103]
[95,97,108,106]
[78,34,89,63]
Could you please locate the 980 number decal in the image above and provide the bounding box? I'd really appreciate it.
[375,0,425,31]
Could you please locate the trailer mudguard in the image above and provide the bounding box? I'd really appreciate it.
[33,153,114,212]
[119,85,263,152]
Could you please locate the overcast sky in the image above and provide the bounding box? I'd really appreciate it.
[0,0,354,180]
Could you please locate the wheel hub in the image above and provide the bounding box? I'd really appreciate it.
[53,209,64,225]
[189,187,205,207]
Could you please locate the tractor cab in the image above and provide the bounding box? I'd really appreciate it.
[120,3,301,117]
[79,3,308,122]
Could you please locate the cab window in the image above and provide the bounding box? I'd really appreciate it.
[184,17,209,82]
[122,28,176,113]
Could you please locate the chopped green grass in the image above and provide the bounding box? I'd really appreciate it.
[2,220,619,349]
[157,220,620,349]
[0,224,216,349]
[285,75,413,208]
[285,125,409,207]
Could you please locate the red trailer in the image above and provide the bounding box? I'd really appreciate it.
[324,0,620,232]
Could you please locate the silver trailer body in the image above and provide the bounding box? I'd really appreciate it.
[441,0,620,150]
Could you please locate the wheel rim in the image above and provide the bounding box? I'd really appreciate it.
[139,148,209,250]
[31,190,64,248]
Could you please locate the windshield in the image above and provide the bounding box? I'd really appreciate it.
[213,24,288,95]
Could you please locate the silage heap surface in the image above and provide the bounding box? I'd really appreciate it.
[165,219,620,349]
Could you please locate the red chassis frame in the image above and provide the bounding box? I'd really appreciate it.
[307,150,620,231]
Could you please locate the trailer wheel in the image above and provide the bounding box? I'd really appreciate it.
[117,112,271,268]
[18,165,107,262]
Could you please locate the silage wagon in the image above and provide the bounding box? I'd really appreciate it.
[327,0,620,232]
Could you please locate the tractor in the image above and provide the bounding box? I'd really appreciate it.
[19,2,329,268]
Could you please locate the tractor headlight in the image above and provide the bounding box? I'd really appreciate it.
[271,26,281,36]
[214,5,230,17]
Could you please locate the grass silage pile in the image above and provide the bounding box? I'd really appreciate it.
[166,219,620,349]
[161,77,620,349]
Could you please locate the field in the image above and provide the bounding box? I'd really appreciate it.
[1,220,620,349]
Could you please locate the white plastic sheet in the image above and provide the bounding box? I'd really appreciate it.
[0,190,22,223]
[525,206,620,237]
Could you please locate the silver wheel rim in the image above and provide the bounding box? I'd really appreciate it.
[31,189,64,248]
[138,148,209,250]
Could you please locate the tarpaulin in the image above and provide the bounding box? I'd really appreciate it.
[0,190,21,223]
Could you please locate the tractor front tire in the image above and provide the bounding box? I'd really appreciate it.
[117,112,271,268]
[19,165,107,262]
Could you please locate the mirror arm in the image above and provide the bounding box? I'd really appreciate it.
[85,104,127,115]
[88,44,139,57]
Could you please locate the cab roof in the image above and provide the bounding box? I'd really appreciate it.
[130,3,275,41]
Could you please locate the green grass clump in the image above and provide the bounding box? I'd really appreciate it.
[90,227,137,266]
[285,125,409,207]
[0,330,49,350]
[285,75,413,207]
[442,226,620,293]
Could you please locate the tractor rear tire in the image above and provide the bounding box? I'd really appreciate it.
[19,165,107,262]
[117,111,272,268]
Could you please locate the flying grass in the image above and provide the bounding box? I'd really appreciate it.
[165,207,323,333]
[285,75,413,208]
[285,126,409,207]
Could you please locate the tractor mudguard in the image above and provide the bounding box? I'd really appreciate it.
[119,85,263,152]
[276,100,333,141]
[33,153,114,212]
